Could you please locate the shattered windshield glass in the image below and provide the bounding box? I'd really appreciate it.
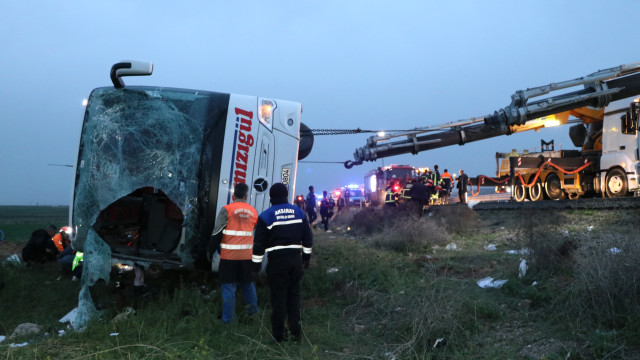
[72,86,224,328]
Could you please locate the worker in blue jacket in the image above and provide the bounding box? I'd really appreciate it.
[253,183,313,343]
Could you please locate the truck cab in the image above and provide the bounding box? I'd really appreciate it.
[70,61,312,272]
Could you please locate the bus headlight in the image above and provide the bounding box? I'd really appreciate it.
[258,98,276,131]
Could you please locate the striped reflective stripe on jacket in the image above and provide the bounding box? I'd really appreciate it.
[220,201,258,260]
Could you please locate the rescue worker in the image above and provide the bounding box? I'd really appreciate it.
[426,179,438,205]
[305,186,318,227]
[208,182,259,324]
[336,194,346,212]
[22,224,58,263]
[409,178,429,216]
[319,191,333,232]
[440,168,454,204]
[431,165,441,185]
[58,244,82,281]
[253,183,313,343]
[457,169,470,204]
[51,226,72,254]
[384,186,398,207]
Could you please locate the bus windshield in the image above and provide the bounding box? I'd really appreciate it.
[73,86,229,268]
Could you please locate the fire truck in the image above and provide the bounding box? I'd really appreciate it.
[70,61,314,274]
[346,62,640,202]
[364,165,416,206]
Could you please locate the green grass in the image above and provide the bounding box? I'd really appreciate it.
[0,206,68,242]
[1,205,640,359]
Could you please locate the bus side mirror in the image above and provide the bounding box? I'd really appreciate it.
[632,102,640,131]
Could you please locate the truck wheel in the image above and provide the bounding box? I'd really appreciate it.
[513,181,527,202]
[605,168,628,198]
[544,173,565,200]
[528,179,544,201]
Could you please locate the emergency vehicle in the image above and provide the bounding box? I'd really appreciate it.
[70,61,313,270]
[364,165,416,206]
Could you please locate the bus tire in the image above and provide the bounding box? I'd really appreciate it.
[605,168,629,198]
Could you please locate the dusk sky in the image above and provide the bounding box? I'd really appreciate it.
[2,1,639,205]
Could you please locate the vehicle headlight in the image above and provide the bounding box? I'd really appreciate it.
[258,98,276,131]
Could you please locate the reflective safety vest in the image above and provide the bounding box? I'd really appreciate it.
[220,201,258,260]
[51,233,69,253]
[384,191,396,204]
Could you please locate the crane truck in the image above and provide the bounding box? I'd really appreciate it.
[345,62,640,201]
[70,61,314,278]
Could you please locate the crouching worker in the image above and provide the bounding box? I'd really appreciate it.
[208,183,258,324]
[56,227,83,280]
[253,183,313,343]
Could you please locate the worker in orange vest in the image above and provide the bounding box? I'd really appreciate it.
[51,226,72,253]
[208,183,259,324]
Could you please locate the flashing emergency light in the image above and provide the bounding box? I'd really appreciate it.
[347,184,359,189]
[334,190,341,197]
[296,195,304,201]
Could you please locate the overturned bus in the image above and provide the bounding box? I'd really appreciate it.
[70,61,313,289]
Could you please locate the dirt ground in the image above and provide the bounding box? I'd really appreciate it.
[0,241,24,260]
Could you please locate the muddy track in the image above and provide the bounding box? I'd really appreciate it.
[471,196,640,211]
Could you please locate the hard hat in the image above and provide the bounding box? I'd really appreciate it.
[60,226,73,235]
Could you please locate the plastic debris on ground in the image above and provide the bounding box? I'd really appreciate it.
[110,333,119,336]
[518,259,528,278]
[477,277,508,288]
[609,247,622,254]
[433,337,445,348]
[4,254,21,265]
[531,281,538,286]
[484,244,497,251]
[58,330,65,337]
[586,225,594,231]
[445,243,458,250]
[9,342,28,348]
[504,248,530,255]
[561,229,570,237]
[326,267,339,273]
[0,335,5,343]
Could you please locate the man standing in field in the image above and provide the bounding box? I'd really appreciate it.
[253,183,313,342]
[208,182,259,324]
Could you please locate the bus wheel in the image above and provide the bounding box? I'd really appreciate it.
[513,182,527,202]
[605,168,628,198]
[528,179,544,201]
[545,173,565,200]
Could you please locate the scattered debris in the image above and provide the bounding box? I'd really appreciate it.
[110,333,119,336]
[0,335,5,343]
[531,281,538,286]
[477,277,508,288]
[112,307,136,322]
[484,244,497,251]
[518,259,528,278]
[445,243,458,251]
[560,229,570,237]
[326,267,339,273]
[504,248,530,255]
[432,337,445,349]
[4,254,21,265]
[9,342,28,348]
[393,307,405,312]
[609,247,622,254]
[58,330,65,337]
[467,200,479,209]
[11,323,43,338]
[586,225,594,231]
